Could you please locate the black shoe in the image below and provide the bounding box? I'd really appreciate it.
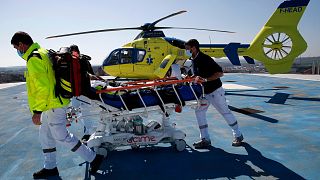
[33,167,59,179]
[89,154,104,174]
[232,134,244,147]
[81,134,91,142]
[193,138,212,149]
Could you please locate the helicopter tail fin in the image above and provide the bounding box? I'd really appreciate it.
[246,0,310,74]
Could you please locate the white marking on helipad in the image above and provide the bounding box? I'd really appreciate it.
[223,83,256,90]
[0,79,257,90]
[249,74,320,81]
[0,82,25,90]
[0,127,27,149]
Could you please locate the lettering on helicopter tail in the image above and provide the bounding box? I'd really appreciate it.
[280,6,302,14]
[127,135,156,144]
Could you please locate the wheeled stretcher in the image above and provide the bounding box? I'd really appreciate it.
[82,77,204,156]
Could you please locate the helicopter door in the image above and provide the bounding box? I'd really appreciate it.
[119,49,134,75]
[133,50,155,78]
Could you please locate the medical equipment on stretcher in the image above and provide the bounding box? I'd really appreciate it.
[79,77,204,157]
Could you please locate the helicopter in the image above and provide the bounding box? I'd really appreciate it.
[47,0,310,80]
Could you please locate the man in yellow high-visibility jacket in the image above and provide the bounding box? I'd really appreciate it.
[11,31,103,179]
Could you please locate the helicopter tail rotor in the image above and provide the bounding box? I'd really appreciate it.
[245,0,310,74]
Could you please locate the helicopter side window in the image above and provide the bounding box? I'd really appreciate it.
[107,50,120,65]
[160,59,169,69]
[120,49,133,64]
[137,50,146,62]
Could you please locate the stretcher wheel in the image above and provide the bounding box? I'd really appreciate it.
[174,139,186,152]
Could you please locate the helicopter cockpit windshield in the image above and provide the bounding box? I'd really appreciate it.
[103,48,146,66]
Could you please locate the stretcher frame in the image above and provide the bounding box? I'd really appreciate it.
[86,77,204,156]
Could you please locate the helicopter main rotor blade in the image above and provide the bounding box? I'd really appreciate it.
[46,27,142,39]
[150,10,187,27]
[155,26,235,33]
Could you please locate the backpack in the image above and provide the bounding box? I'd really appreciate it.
[28,46,93,103]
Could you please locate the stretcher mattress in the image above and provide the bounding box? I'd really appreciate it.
[93,84,203,110]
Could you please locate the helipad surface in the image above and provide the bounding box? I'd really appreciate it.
[0,73,319,179]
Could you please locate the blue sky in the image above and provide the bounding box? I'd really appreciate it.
[1,0,319,67]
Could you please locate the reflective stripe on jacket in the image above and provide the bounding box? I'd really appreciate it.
[22,43,70,113]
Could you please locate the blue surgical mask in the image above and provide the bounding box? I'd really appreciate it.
[185,49,192,57]
[17,50,24,58]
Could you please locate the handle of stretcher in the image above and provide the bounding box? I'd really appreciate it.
[96,77,205,94]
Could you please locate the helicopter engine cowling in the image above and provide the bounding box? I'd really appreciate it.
[154,54,177,78]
